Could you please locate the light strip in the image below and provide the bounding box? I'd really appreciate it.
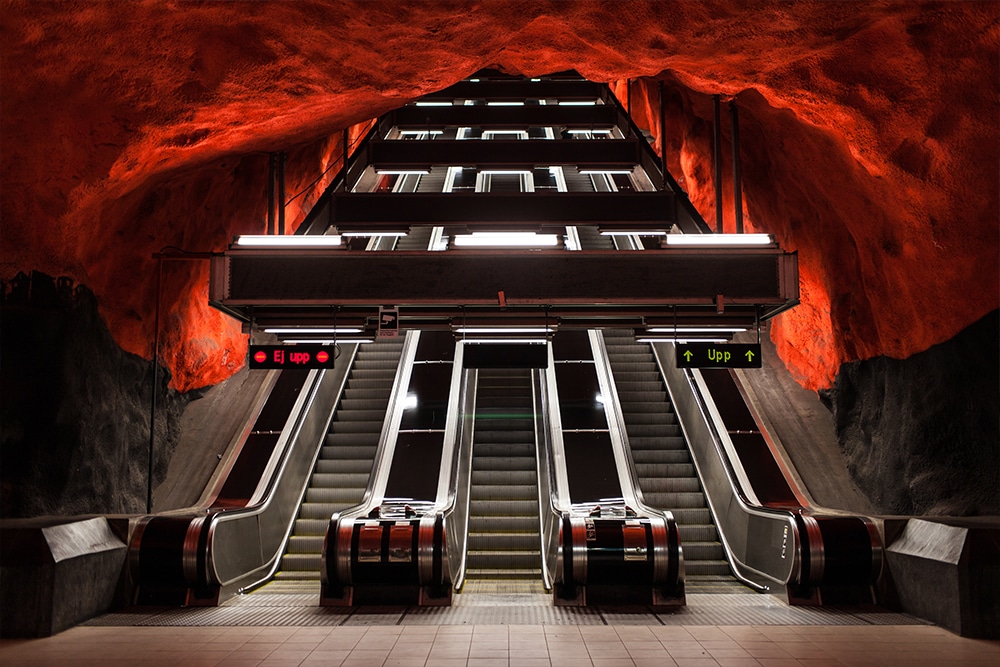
[235,235,341,247]
[415,101,452,107]
[580,169,632,175]
[374,169,430,175]
[560,101,597,106]
[398,130,443,136]
[452,232,559,247]
[455,327,555,334]
[637,338,729,344]
[279,339,375,344]
[566,129,613,135]
[665,233,773,246]
[462,338,548,344]
[264,327,364,334]
[600,230,668,236]
[478,169,533,175]
[487,101,525,106]
[646,327,747,333]
[341,231,408,237]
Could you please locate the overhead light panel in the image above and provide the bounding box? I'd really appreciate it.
[580,169,632,175]
[264,327,364,334]
[665,233,773,246]
[235,235,341,247]
[374,168,430,175]
[487,101,525,106]
[284,338,375,344]
[600,230,668,236]
[645,327,747,334]
[636,337,729,344]
[452,232,559,247]
[455,327,555,334]
[560,100,597,106]
[415,101,452,107]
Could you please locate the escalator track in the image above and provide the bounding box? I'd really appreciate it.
[603,329,747,593]
[464,368,544,591]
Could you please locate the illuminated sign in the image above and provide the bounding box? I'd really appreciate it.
[249,345,336,369]
[675,343,762,369]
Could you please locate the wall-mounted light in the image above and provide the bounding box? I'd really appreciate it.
[664,234,773,246]
[235,235,341,247]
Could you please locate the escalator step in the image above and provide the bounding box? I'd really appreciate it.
[469,484,538,501]
[629,437,688,452]
[286,535,325,554]
[466,532,540,551]
[306,487,371,504]
[676,523,719,542]
[635,463,696,478]
[466,551,541,570]
[294,518,330,535]
[314,458,376,474]
[468,456,536,472]
[641,491,706,508]
[468,516,537,532]
[309,472,372,489]
[637,477,702,493]
[470,499,539,516]
[470,470,537,485]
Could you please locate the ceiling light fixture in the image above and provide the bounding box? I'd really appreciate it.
[235,235,341,247]
[665,233,773,246]
[452,232,559,247]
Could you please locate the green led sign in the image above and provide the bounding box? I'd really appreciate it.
[676,343,762,369]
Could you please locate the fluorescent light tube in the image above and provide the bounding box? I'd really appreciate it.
[340,231,408,237]
[665,233,773,246]
[235,235,341,247]
[637,338,729,344]
[452,232,558,247]
[374,169,429,175]
[645,327,747,333]
[580,169,632,175]
[264,327,364,334]
[560,101,597,106]
[455,327,554,334]
[487,101,525,106]
[600,230,668,236]
[415,101,452,107]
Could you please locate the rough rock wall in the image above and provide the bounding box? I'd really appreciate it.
[1,273,187,517]
[2,1,997,392]
[825,310,999,516]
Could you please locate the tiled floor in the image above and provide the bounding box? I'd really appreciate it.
[2,623,997,667]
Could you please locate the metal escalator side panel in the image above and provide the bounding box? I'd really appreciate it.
[651,340,796,591]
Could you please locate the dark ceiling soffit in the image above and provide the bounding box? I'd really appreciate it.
[391,105,618,128]
[210,251,798,309]
[367,139,641,168]
[329,192,676,227]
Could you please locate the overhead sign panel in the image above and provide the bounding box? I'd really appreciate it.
[249,345,336,370]
[676,343,762,369]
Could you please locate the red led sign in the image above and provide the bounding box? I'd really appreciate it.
[249,345,337,370]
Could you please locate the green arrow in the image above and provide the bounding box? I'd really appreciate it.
[683,350,694,362]
[745,350,755,362]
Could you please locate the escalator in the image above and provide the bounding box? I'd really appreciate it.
[464,369,543,587]
[602,329,743,593]
[275,337,406,581]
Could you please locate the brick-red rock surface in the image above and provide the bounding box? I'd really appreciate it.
[3,1,997,391]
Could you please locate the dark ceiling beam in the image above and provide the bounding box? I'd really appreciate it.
[423,80,603,100]
[367,139,642,168]
[391,105,618,128]
[329,192,676,230]
[210,249,798,322]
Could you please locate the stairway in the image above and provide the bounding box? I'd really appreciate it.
[602,329,742,592]
[465,369,543,585]
[275,337,405,580]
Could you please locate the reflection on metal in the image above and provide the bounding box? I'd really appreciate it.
[388,523,414,563]
[358,524,383,563]
[622,521,647,561]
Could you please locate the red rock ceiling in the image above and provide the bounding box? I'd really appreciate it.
[2,1,997,392]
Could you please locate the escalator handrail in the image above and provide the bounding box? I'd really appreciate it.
[442,366,477,590]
